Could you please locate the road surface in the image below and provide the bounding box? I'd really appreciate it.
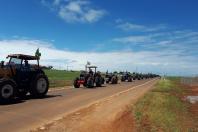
[0,78,158,132]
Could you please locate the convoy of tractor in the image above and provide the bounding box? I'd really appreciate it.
[0,53,160,103]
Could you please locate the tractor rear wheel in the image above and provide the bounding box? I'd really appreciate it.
[86,77,94,88]
[30,74,49,98]
[95,76,102,87]
[0,79,16,103]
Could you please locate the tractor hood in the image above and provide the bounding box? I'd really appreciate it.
[0,66,13,78]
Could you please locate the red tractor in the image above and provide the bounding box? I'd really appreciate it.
[73,66,104,88]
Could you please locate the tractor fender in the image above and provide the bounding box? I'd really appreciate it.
[0,78,17,87]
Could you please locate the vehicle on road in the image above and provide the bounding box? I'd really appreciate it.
[0,54,49,103]
[121,72,133,82]
[105,72,118,84]
[73,66,104,88]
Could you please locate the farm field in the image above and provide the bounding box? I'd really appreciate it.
[44,70,80,87]
[134,77,198,131]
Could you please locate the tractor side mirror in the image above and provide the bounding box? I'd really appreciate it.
[1,61,4,68]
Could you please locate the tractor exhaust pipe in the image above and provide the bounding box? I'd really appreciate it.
[1,61,4,68]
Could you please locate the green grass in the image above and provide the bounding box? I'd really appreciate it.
[44,70,80,88]
[134,77,194,132]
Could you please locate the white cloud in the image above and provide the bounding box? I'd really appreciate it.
[113,35,153,43]
[53,0,61,6]
[117,22,166,32]
[0,39,197,76]
[42,0,106,23]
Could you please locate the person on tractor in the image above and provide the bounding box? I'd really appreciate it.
[89,69,94,76]
[24,60,30,70]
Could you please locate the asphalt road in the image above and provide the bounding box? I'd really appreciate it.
[0,78,157,132]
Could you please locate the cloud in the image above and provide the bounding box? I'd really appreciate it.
[112,30,198,52]
[116,21,166,32]
[113,35,153,43]
[53,0,61,6]
[42,0,106,23]
[0,38,197,76]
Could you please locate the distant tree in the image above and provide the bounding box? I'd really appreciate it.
[114,71,118,74]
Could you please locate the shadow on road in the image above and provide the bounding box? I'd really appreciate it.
[82,85,107,89]
[0,94,62,106]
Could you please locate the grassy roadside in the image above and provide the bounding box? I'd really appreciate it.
[44,70,80,88]
[134,77,196,131]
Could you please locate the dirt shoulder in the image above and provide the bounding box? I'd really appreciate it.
[33,79,158,132]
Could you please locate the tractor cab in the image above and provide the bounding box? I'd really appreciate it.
[86,66,98,76]
[0,54,49,103]
[7,54,40,69]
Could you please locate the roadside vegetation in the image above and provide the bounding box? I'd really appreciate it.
[44,70,80,88]
[134,77,197,131]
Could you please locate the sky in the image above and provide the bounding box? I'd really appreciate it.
[0,0,198,76]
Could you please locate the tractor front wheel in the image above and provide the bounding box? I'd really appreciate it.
[73,78,80,88]
[0,79,16,103]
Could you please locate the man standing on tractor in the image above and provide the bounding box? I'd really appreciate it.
[89,69,93,75]
[24,60,30,69]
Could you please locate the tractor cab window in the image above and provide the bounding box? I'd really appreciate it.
[9,58,22,69]
[22,60,38,70]
[22,60,30,70]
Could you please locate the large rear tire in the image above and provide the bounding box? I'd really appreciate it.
[0,79,16,103]
[30,74,49,98]
[86,77,94,88]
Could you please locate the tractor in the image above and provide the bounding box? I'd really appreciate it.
[105,72,118,84]
[73,66,104,88]
[0,54,49,103]
[132,72,142,80]
[121,72,133,82]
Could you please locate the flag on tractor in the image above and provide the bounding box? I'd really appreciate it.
[35,48,41,59]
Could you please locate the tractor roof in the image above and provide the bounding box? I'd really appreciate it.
[87,66,97,68]
[7,54,39,60]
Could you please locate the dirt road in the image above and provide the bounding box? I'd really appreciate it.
[0,78,158,132]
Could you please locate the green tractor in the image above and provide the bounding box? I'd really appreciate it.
[0,54,49,103]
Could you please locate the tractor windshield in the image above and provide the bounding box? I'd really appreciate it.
[9,58,22,69]
[9,58,21,65]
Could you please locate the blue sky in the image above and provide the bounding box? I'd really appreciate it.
[0,0,198,76]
